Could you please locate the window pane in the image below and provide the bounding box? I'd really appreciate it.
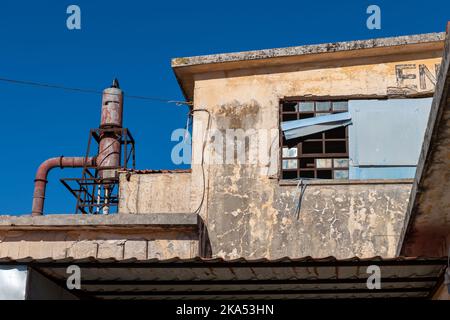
[299,101,314,111]
[325,127,346,139]
[334,170,349,179]
[333,158,349,168]
[316,101,331,111]
[282,159,298,169]
[325,141,346,153]
[283,102,297,112]
[299,113,315,119]
[282,113,297,121]
[305,132,322,139]
[302,141,323,154]
[316,158,332,168]
[317,170,332,179]
[299,170,314,178]
[332,101,348,111]
[283,171,298,179]
[300,158,315,168]
[282,147,298,158]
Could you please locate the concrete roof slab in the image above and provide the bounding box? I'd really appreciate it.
[171,32,445,100]
[0,213,199,231]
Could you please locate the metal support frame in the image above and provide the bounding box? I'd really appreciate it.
[60,128,136,214]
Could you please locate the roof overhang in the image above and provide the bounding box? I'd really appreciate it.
[172,32,445,101]
[2,256,446,300]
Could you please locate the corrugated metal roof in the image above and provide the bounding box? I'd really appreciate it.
[124,169,191,174]
[1,256,446,300]
[0,255,446,265]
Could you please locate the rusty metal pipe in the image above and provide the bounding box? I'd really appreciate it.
[31,156,95,216]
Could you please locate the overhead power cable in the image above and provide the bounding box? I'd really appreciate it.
[0,76,192,106]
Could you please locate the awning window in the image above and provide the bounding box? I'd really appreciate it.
[281,112,352,140]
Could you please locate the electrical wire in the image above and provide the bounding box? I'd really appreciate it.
[191,108,211,215]
[293,179,309,219]
[0,76,192,106]
[1,76,210,213]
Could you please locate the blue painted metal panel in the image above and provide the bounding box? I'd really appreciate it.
[348,98,432,179]
[349,167,417,180]
[281,112,352,140]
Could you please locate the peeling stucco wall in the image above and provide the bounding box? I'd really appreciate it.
[119,172,191,214]
[206,166,411,259]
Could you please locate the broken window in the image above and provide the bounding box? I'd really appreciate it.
[280,100,349,180]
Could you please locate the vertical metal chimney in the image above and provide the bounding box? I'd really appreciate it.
[97,79,123,180]
[96,79,123,214]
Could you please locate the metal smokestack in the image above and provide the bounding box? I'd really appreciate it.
[97,79,123,181]
[31,79,135,216]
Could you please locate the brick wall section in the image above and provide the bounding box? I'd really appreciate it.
[0,231,198,260]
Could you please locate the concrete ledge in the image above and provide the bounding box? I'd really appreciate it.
[172,32,445,68]
[0,213,199,231]
[279,179,414,186]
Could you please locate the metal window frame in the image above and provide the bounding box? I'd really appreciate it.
[279,100,349,180]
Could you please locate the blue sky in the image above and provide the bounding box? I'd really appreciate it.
[0,0,448,214]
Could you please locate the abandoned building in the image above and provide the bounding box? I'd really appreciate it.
[0,26,449,300]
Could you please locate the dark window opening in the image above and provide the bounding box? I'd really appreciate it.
[282,113,297,121]
[325,127,346,139]
[280,100,349,180]
[282,170,298,180]
[317,170,333,179]
[303,141,323,154]
[299,170,315,179]
[282,102,297,112]
[325,141,347,153]
[300,158,315,168]
[299,113,315,119]
[304,132,323,140]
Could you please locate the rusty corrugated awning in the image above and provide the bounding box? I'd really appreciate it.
[0,256,446,300]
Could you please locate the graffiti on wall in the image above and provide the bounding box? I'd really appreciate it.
[387,63,441,96]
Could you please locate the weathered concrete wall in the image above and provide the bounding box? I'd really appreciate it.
[119,172,191,214]
[206,170,411,259]
[185,52,439,259]
[0,230,198,260]
[0,230,197,260]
